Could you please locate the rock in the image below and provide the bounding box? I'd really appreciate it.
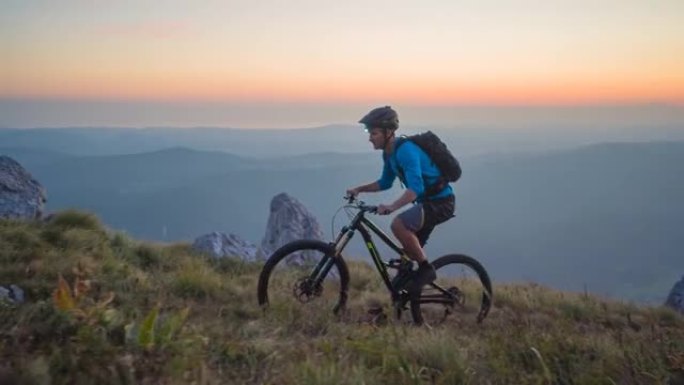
[0,284,25,305]
[0,156,47,220]
[665,275,684,313]
[259,193,324,265]
[192,232,259,261]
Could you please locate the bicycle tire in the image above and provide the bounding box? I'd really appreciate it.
[257,239,350,315]
[410,254,493,326]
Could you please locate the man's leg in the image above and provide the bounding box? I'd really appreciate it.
[391,217,426,263]
[391,215,436,293]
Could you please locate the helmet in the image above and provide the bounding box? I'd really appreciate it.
[359,106,399,131]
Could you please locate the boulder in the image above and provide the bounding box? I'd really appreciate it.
[665,275,684,314]
[191,232,259,261]
[0,156,47,220]
[259,193,325,265]
[0,284,25,305]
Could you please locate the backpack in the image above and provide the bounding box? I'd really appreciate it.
[392,131,461,196]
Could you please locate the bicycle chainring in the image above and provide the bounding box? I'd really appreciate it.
[447,286,466,309]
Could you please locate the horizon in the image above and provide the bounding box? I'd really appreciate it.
[2,1,683,129]
[1,101,682,130]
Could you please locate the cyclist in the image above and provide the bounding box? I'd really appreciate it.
[346,106,456,296]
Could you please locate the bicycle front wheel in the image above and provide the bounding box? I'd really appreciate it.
[257,240,350,317]
[411,254,493,326]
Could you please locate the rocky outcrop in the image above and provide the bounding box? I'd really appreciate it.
[191,232,259,261]
[0,284,25,305]
[259,193,324,265]
[192,193,323,265]
[665,275,684,314]
[0,156,47,220]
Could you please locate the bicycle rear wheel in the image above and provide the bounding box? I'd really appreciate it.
[257,240,350,317]
[411,254,493,326]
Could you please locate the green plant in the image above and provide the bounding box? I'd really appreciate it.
[124,306,190,351]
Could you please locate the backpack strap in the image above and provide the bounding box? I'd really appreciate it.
[389,137,408,188]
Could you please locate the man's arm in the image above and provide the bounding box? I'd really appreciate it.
[377,188,417,215]
[388,189,417,212]
[377,143,422,215]
[395,142,425,197]
[348,156,396,196]
[347,181,381,196]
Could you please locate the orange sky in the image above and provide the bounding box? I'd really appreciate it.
[2,1,683,107]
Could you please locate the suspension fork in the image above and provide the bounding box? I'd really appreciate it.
[309,225,355,285]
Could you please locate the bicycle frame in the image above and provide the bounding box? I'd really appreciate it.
[309,206,457,305]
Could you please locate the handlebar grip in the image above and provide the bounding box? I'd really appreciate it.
[342,196,378,213]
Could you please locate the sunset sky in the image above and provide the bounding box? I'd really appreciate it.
[1,0,683,128]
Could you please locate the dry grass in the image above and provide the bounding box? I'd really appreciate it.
[1,211,683,384]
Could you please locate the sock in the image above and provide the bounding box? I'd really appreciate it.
[419,260,430,268]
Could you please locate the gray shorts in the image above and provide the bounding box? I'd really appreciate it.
[397,203,425,232]
[397,195,456,246]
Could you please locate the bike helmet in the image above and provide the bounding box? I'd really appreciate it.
[359,106,399,131]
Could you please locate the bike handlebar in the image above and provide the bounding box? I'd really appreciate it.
[343,195,378,214]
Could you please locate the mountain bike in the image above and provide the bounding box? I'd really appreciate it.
[257,196,493,326]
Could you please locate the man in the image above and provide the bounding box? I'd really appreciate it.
[346,106,456,295]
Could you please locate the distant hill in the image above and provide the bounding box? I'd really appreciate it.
[31,147,253,193]
[3,124,684,158]
[452,141,684,302]
[0,146,72,166]
[0,126,368,157]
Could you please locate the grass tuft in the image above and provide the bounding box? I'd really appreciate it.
[46,210,104,232]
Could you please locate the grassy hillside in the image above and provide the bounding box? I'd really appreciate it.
[1,211,683,384]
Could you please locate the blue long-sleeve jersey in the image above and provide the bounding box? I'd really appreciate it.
[376,139,453,202]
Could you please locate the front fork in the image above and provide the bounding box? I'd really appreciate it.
[308,227,354,287]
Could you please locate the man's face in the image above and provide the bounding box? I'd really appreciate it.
[368,127,388,150]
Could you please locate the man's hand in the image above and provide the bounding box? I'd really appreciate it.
[377,204,395,215]
[345,187,360,198]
